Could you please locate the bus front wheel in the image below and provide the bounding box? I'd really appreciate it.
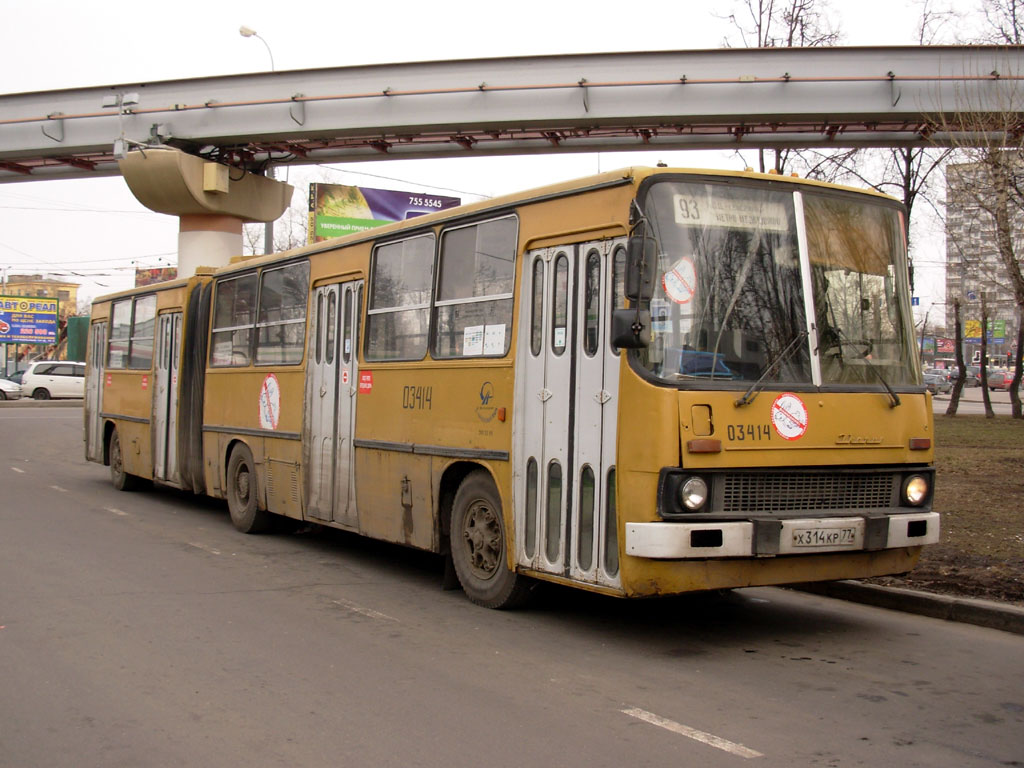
[226,444,271,534]
[109,427,142,491]
[450,470,529,609]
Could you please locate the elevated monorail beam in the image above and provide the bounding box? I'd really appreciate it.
[1,46,1022,183]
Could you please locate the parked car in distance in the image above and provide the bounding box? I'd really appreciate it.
[2,369,27,385]
[0,377,22,400]
[949,365,982,387]
[923,373,952,395]
[988,369,1018,391]
[925,367,951,382]
[20,361,86,400]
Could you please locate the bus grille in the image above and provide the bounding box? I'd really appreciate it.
[720,472,896,513]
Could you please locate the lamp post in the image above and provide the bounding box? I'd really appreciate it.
[239,25,276,254]
[239,26,275,71]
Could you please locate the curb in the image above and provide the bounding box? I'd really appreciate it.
[0,399,82,408]
[793,580,1024,635]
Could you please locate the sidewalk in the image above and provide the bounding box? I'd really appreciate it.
[794,580,1024,635]
[0,398,82,408]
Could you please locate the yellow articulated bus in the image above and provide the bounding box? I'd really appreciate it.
[86,167,939,608]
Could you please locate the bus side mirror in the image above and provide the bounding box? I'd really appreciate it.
[625,234,657,302]
[611,308,651,349]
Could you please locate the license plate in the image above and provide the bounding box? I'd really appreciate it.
[792,526,857,548]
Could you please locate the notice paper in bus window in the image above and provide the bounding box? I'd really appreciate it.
[484,324,505,355]
[463,325,484,355]
[673,194,789,232]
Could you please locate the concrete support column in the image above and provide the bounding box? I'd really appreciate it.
[178,214,244,277]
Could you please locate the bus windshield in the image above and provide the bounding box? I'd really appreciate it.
[638,179,918,389]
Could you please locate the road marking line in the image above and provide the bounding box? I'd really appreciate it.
[621,707,763,759]
[104,507,128,517]
[188,542,221,555]
[11,467,25,474]
[50,485,68,493]
[332,598,396,622]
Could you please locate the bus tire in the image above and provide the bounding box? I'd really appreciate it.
[109,427,142,491]
[450,470,529,609]
[226,443,271,534]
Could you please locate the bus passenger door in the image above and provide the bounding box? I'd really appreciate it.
[85,321,106,463]
[153,312,182,483]
[307,285,339,521]
[332,281,362,528]
[514,240,623,588]
[570,240,623,587]
[305,281,362,527]
[515,246,573,577]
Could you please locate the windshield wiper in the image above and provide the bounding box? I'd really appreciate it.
[735,330,808,407]
[832,327,902,408]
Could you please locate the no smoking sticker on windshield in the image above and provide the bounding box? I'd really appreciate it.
[770,392,809,441]
[661,257,697,305]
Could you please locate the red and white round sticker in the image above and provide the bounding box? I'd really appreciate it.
[770,392,809,441]
[259,373,281,431]
[661,257,697,305]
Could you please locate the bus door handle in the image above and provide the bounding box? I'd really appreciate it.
[320,385,327,398]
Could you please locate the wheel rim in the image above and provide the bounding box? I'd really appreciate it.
[111,438,122,476]
[235,464,251,507]
[461,499,502,580]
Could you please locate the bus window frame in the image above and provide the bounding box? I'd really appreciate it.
[253,261,310,367]
[431,214,519,360]
[365,232,437,363]
[107,293,157,370]
[209,260,310,369]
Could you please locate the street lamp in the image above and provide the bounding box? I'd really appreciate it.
[239,26,275,71]
[239,25,276,254]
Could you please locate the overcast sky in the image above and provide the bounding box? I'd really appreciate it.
[0,0,966,316]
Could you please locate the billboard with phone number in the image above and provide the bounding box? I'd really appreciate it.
[307,183,460,243]
[0,295,58,344]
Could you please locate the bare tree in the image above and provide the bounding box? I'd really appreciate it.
[936,109,1024,418]
[242,197,309,256]
[945,298,969,414]
[977,0,1024,43]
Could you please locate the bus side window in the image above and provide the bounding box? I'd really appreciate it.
[366,234,435,361]
[255,262,310,365]
[108,299,132,369]
[433,215,518,358]
[211,273,258,367]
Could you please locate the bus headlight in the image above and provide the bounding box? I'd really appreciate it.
[680,477,709,511]
[903,475,929,506]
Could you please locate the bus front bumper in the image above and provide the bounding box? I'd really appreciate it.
[625,512,939,559]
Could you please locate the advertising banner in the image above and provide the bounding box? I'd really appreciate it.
[920,336,936,354]
[135,267,178,287]
[964,319,1006,344]
[0,295,58,344]
[308,183,460,243]
[936,337,955,354]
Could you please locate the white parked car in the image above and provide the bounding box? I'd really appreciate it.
[0,377,22,400]
[20,360,86,400]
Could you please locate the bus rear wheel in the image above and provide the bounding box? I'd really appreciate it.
[226,443,271,534]
[109,427,142,491]
[450,470,529,609]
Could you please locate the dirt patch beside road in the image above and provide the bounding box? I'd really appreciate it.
[866,415,1024,607]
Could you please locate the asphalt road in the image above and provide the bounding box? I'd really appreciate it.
[2,407,1022,767]
[932,387,1017,415]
